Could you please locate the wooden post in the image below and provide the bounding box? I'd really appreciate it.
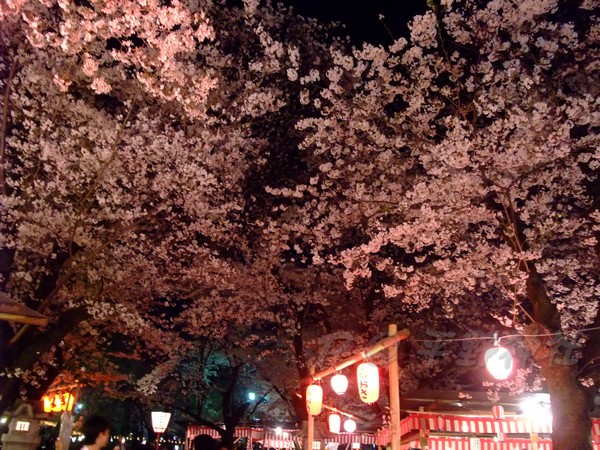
[300,329,410,384]
[418,407,428,450]
[530,432,539,450]
[307,366,315,450]
[388,324,400,450]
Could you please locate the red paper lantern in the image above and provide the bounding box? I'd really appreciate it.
[331,374,348,395]
[491,405,505,420]
[328,414,341,433]
[306,384,323,416]
[357,362,379,403]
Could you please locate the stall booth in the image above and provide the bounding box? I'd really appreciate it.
[186,426,300,450]
[186,426,378,450]
[374,412,600,450]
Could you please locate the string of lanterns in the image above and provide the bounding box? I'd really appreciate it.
[305,326,591,435]
[306,343,514,432]
[306,362,380,434]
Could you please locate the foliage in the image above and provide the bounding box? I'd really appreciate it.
[1,0,599,446]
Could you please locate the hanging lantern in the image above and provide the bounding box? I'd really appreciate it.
[42,392,75,413]
[306,384,323,416]
[328,414,341,433]
[356,362,379,403]
[491,405,505,420]
[343,419,357,433]
[331,374,348,395]
[151,411,171,434]
[485,345,514,380]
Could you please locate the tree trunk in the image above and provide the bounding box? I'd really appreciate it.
[221,429,235,450]
[526,323,592,450]
[522,261,594,447]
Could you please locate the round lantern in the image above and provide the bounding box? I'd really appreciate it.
[356,362,379,403]
[306,384,323,416]
[328,414,341,433]
[491,405,505,420]
[485,345,514,380]
[343,419,357,433]
[331,374,348,395]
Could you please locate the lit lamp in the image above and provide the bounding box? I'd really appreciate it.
[356,362,379,403]
[306,384,323,416]
[328,414,341,434]
[151,411,171,450]
[330,374,348,395]
[343,419,356,433]
[485,345,513,380]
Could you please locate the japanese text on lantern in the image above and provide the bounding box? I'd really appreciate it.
[356,363,379,403]
[42,393,75,413]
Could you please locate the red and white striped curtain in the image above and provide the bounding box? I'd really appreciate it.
[186,426,258,450]
[262,430,298,449]
[400,413,553,435]
[324,433,376,445]
[374,415,600,449]
[427,437,554,450]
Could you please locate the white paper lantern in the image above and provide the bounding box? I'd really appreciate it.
[356,362,379,403]
[343,419,356,433]
[485,346,513,380]
[306,384,323,416]
[151,412,171,433]
[331,374,348,395]
[328,414,341,433]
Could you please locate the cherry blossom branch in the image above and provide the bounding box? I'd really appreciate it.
[67,96,138,257]
[0,58,17,197]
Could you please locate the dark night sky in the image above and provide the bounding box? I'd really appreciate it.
[280,0,428,44]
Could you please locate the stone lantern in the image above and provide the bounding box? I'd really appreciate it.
[1,403,42,450]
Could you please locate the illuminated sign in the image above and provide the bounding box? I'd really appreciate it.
[42,392,75,413]
[16,421,31,432]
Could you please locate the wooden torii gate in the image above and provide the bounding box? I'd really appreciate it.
[301,324,410,450]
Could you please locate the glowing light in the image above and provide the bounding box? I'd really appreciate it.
[16,421,30,432]
[356,363,379,403]
[328,414,341,433]
[343,419,356,433]
[275,427,283,436]
[330,374,348,395]
[42,392,75,413]
[151,412,171,433]
[306,384,323,416]
[520,398,552,423]
[484,346,513,380]
[248,392,256,401]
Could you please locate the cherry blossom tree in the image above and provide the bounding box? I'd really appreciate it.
[288,0,598,447]
[2,0,598,448]
[0,0,341,412]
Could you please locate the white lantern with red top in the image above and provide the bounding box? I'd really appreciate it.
[330,373,348,395]
[306,384,323,416]
[356,362,379,403]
